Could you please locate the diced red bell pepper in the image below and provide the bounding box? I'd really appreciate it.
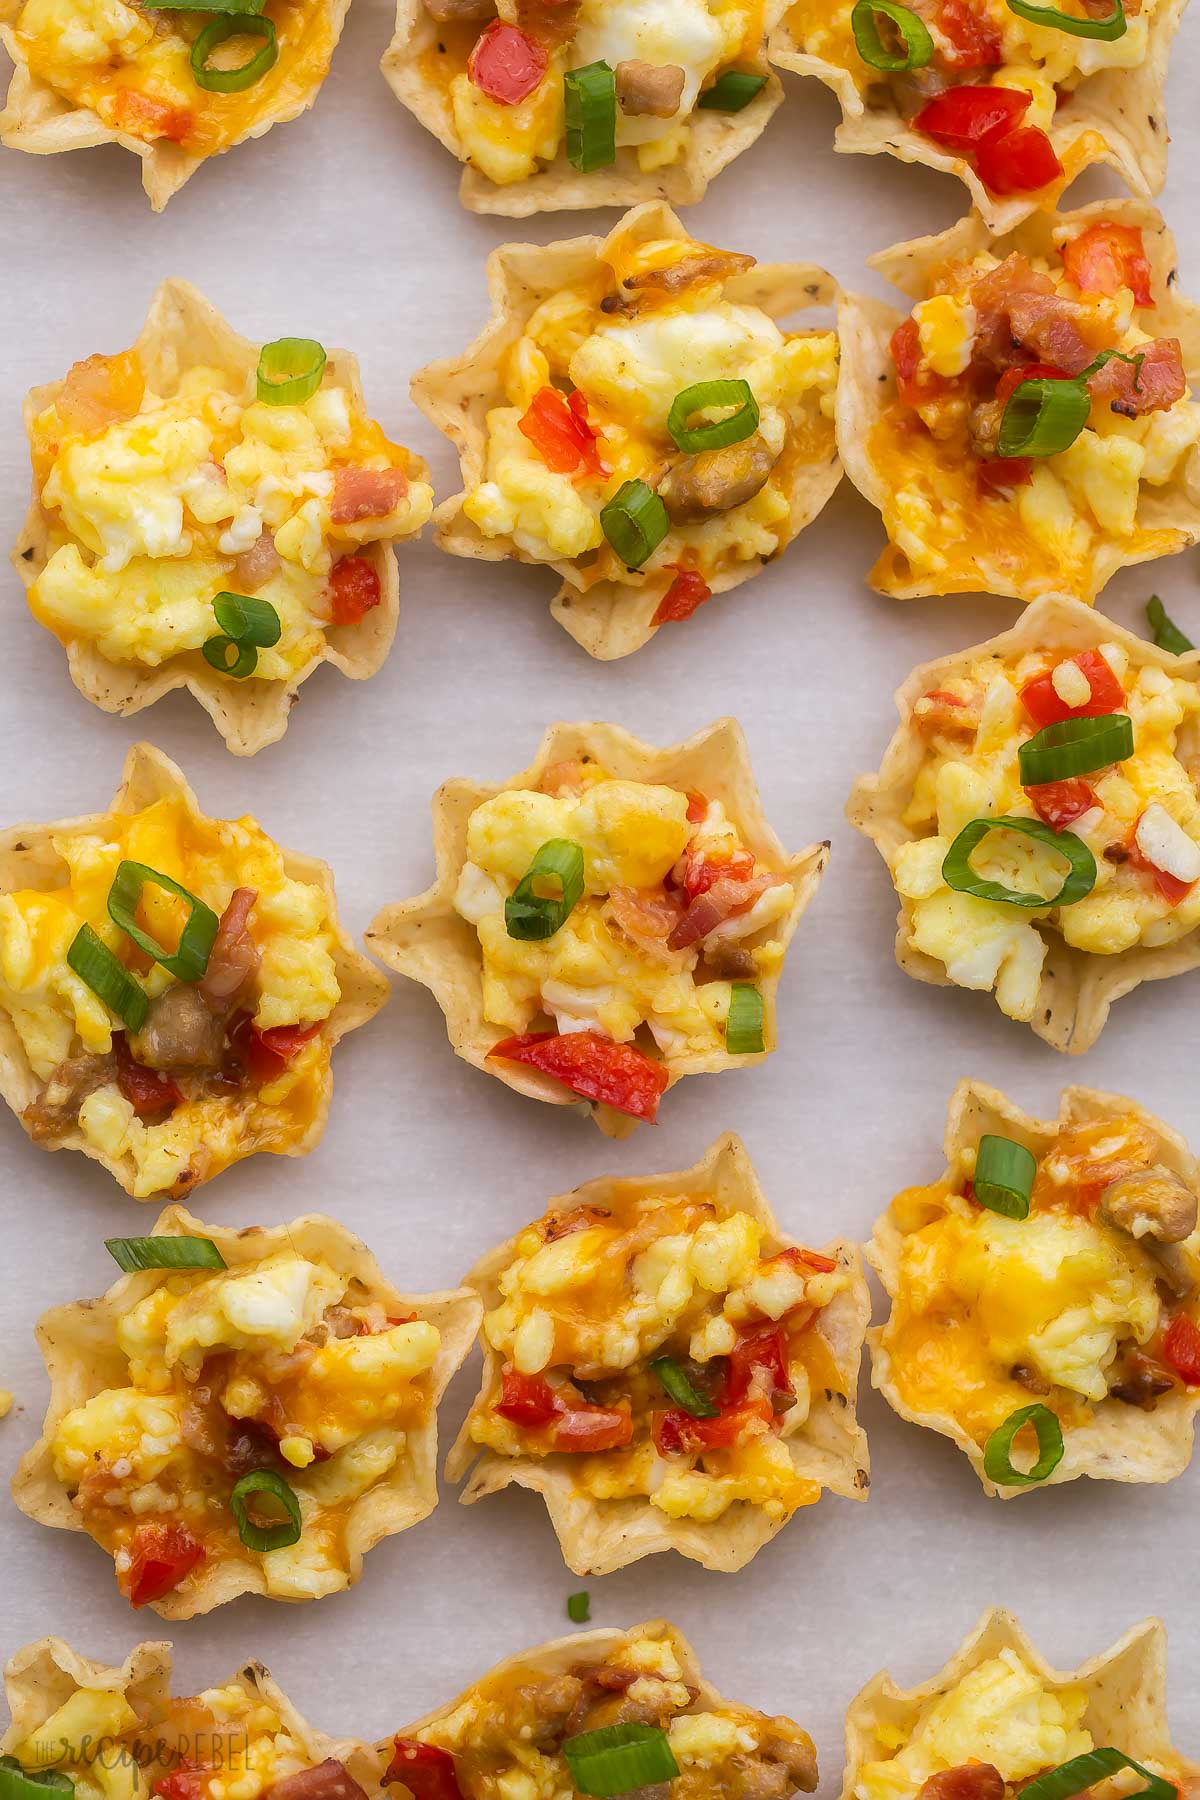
[654,567,713,626]
[721,1323,795,1411]
[653,1397,772,1457]
[975,123,1062,195]
[1163,1315,1200,1385]
[1126,823,1197,906]
[495,1368,561,1428]
[494,1368,631,1450]
[685,791,709,824]
[1060,222,1153,309]
[1025,779,1097,831]
[935,0,1003,68]
[772,1245,838,1275]
[682,843,756,901]
[977,457,1032,495]
[1020,649,1125,726]
[154,1766,210,1800]
[517,386,605,477]
[467,20,546,104]
[889,315,943,413]
[488,1030,669,1123]
[328,556,381,627]
[243,1021,322,1085]
[123,1521,204,1608]
[113,1033,183,1119]
[913,84,1030,152]
[386,1741,463,1800]
[994,363,1069,409]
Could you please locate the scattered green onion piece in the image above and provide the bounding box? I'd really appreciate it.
[667,379,759,455]
[203,635,259,679]
[851,0,934,70]
[563,1726,680,1799]
[1018,714,1133,785]
[505,840,585,941]
[942,817,1096,909]
[997,375,1092,458]
[257,337,327,405]
[0,1759,75,1800]
[190,14,277,92]
[1020,1752,1173,1800]
[567,1591,591,1624]
[107,861,220,983]
[983,1402,1064,1486]
[600,479,669,569]
[972,1135,1036,1220]
[66,924,148,1033]
[1147,595,1194,654]
[697,69,767,110]
[1006,0,1126,39]
[726,983,764,1054]
[106,1236,227,1273]
[213,591,282,648]
[564,62,616,173]
[229,1468,302,1552]
[651,1356,719,1418]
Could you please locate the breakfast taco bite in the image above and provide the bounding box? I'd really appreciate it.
[770,0,1187,234]
[841,1610,1198,1800]
[14,279,433,757]
[448,1133,869,1575]
[412,201,841,659]
[380,0,782,217]
[365,719,828,1137]
[12,1208,481,1617]
[847,597,1200,1051]
[0,742,388,1199]
[0,0,351,211]
[836,200,1200,603]
[868,1080,1200,1499]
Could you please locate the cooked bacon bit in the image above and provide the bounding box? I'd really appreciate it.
[110,88,193,144]
[1060,222,1153,308]
[56,351,145,435]
[23,1051,116,1139]
[977,456,1032,494]
[916,1766,1004,1800]
[233,531,281,592]
[969,254,1098,376]
[542,1203,613,1242]
[327,555,382,626]
[667,872,772,951]
[266,1761,369,1800]
[1010,1364,1052,1397]
[682,842,756,900]
[606,885,686,961]
[1109,1350,1178,1409]
[616,248,756,302]
[1089,337,1186,419]
[331,467,409,524]
[654,566,712,625]
[933,0,1003,67]
[199,888,260,1012]
[615,59,685,118]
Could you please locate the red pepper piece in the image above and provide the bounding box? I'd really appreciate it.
[1060,222,1153,309]
[328,556,381,627]
[913,85,1030,152]
[721,1322,795,1411]
[468,21,547,104]
[113,1032,183,1119]
[935,0,1003,68]
[1025,779,1097,831]
[1163,1315,1200,1385]
[654,567,713,625]
[154,1767,210,1800]
[1020,650,1125,726]
[123,1521,204,1608]
[654,1397,772,1456]
[495,1368,560,1428]
[518,386,605,476]
[975,123,1062,195]
[488,1030,669,1123]
[994,363,1069,409]
[385,1742,463,1800]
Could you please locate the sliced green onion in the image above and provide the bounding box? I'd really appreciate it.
[213,591,281,648]
[998,375,1092,458]
[257,337,327,405]
[203,635,258,679]
[191,14,277,92]
[973,1135,1036,1220]
[667,379,759,455]
[106,1236,227,1273]
[1147,595,1193,654]
[851,0,934,70]
[983,1402,1064,1486]
[563,1726,680,1799]
[1083,347,1145,387]
[1006,0,1126,39]
[600,480,669,569]
[505,840,585,941]
[651,1356,719,1418]
[66,924,148,1033]
[565,62,616,173]
[942,817,1096,909]
[229,1468,302,1552]
[107,861,219,983]
[697,69,767,110]
[567,1590,591,1623]
[726,983,764,1054]
[1020,1752,1174,1800]
[1018,714,1133,785]
[0,1759,75,1800]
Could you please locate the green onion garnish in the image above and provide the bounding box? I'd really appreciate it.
[1020,1752,1173,1800]
[257,337,327,406]
[726,982,764,1054]
[505,840,585,941]
[667,379,759,455]
[214,591,282,647]
[972,1135,1036,1220]
[229,1468,302,1552]
[565,61,616,173]
[1018,714,1133,785]
[0,1759,75,1800]
[651,1356,719,1418]
[998,375,1092,459]
[983,1402,1064,1486]
[600,480,669,569]
[697,69,767,110]
[1006,0,1126,38]
[942,817,1096,909]
[66,924,148,1033]
[851,0,934,70]
[567,1590,591,1623]
[108,861,219,983]
[203,635,258,678]
[1147,595,1194,654]
[190,14,277,92]
[106,1236,227,1273]
[563,1726,680,1799]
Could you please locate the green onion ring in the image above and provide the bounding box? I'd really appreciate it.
[1018,714,1133,786]
[567,1591,591,1623]
[1020,1752,1174,1800]
[213,591,282,648]
[942,816,1096,909]
[997,375,1092,458]
[972,1135,1036,1220]
[107,861,220,983]
[106,1236,227,1273]
[851,0,934,70]
[66,924,148,1033]
[650,1356,719,1418]
[564,61,616,173]
[190,14,277,92]
[1147,595,1194,655]
[563,1726,680,1799]
[726,982,765,1054]
[1006,0,1126,39]
[697,69,767,110]
[257,337,327,406]
[203,634,259,678]
[0,1759,75,1800]
[229,1468,302,1552]
[983,1402,1064,1486]
[505,840,585,941]
[600,479,670,569]
[667,379,759,454]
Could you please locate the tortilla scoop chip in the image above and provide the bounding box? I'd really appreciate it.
[365,717,829,1137]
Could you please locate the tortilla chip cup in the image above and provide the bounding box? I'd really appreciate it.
[0,2,351,211]
[14,279,428,757]
[447,1131,870,1575]
[836,199,1200,603]
[868,1079,1200,1498]
[847,596,1200,1052]
[365,718,829,1137]
[12,1204,482,1618]
[770,0,1187,235]
[411,201,841,659]
[0,742,389,1199]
